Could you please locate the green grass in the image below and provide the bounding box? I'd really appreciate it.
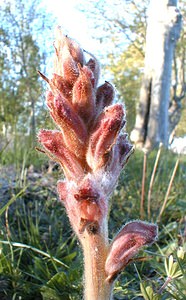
[0,148,185,299]
[111,149,186,299]
[0,175,83,299]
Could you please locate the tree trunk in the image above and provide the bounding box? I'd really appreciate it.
[130,0,182,150]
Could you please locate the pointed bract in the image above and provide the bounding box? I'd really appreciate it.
[53,28,84,83]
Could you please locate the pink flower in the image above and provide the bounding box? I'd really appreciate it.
[86,104,125,171]
[38,27,133,234]
[105,221,158,282]
[37,28,158,299]
[72,65,96,123]
[96,81,115,114]
[38,129,85,180]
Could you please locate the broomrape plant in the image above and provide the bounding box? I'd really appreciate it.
[37,27,158,300]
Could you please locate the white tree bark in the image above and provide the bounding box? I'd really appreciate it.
[130,0,182,150]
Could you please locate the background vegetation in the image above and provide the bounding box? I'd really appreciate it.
[0,0,185,299]
[0,148,185,299]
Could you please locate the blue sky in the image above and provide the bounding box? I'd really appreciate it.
[42,0,102,55]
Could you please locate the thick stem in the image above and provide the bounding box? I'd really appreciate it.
[80,221,113,300]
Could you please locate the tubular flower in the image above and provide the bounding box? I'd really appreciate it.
[105,221,158,282]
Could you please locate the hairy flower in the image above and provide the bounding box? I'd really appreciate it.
[37,27,158,299]
[105,221,158,282]
[86,104,126,171]
[38,27,133,231]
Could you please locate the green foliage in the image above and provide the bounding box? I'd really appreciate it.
[110,149,186,299]
[177,103,186,137]
[111,149,186,225]
[140,284,160,300]
[0,176,83,299]
[0,133,49,176]
[0,148,185,299]
[0,0,54,149]
[107,43,144,132]
[41,270,82,300]
[138,246,186,300]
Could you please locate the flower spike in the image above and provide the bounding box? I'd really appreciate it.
[37,27,157,300]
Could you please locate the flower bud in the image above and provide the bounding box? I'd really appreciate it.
[65,35,84,66]
[50,73,73,100]
[72,65,96,124]
[53,28,84,84]
[86,56,100,88]
[86,104,125,171]
[108,134,133,172]
[57,178,108,235]
[96,81,115,114]
[81,65,95,87]
[117,134,134,166]
[47,93,87,157]
[74,177,101,223]
[38,129,85,180]
[73,177,108,231]
[54,44,79,84]
[105,221,158,282]
[38,71,73,101]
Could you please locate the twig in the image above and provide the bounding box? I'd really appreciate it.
[158,276,172,294]
[147,143,162,220]
[157,157,179,222]
[140,150,147,219]
[5,207,11,238]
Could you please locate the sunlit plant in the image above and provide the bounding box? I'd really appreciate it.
[38,27,158,300]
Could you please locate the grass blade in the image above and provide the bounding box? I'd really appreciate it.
[0,186,28,216]
[0,240,69,269]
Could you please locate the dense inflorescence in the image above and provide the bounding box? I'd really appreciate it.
[38,27,158,288]
[38,28,133,237]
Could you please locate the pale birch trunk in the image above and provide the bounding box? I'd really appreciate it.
[130,0,182,150]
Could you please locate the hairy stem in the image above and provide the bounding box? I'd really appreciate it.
[81,221,113,300]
